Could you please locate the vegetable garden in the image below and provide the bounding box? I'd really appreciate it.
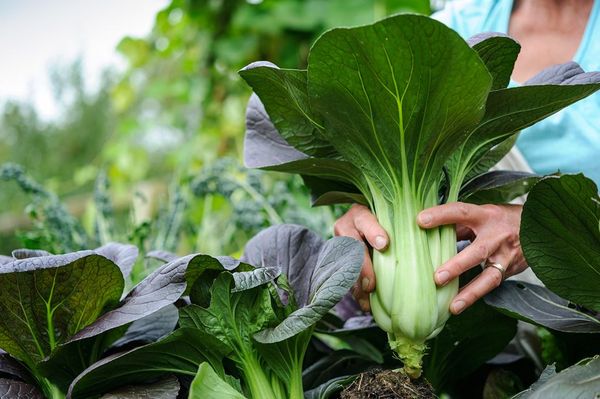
[1,7,600,399]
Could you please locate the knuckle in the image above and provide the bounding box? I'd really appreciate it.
[475,242,489,260]
[456,202,471,217]
[482,204,503,220]
[488,268,503,287]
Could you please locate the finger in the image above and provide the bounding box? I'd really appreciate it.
[351,207,389,250]
[418,202,486,229]
[434,237,499,286]
[450,265,504,314]
[334,221,377,297]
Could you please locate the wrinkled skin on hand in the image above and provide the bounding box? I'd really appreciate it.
[334,202,527,314]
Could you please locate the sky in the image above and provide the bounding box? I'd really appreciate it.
[0,0,169,119]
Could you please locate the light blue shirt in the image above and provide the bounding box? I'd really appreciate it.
[433,0,600,185]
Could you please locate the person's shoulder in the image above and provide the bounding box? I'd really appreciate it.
[432,0,501,37]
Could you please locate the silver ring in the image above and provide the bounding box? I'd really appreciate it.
[485,262,506,279]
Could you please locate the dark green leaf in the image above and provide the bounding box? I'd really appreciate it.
[307,14,490,198]
[460,171,540,204]
[520,174,600,312]
[67,255,187,343]
[423,301,517,391]
[485,281,600,333]
[468,33,520,90]
[99,375,180,399]
[67,328,228,399]
[0,252,123,365]
[178,273,276,360]
[240,64,336,158]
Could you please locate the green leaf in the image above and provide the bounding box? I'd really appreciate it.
[463,134,518,183]
[0,252,123,365]
[520,174,600,312]
[460,171,540,204]
[423,301,517,391]
[67,328,228,399]
[99,375,180,399]
[189,363,246,399]
[307,14,491,199]
[485,281,600,333]
[178,273,277,360]
[512,356,600,398]
[468,33,521,90]
[239,64,335,159]
[447,67,600,192]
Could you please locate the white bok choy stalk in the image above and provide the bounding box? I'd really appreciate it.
[239,14,600,377]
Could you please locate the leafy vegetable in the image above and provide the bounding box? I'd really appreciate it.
[240,14,600,376]
[68,225,363,399]
[0,244,185,398]
[512,356,600,398]
[520,174,600,312]
[485,281,600,334]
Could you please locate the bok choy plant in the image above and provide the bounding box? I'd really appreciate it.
[67,225,364,399]
[239,14,600,377]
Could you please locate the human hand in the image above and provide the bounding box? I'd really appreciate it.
[417,202,527,315]
[334,204,388,312]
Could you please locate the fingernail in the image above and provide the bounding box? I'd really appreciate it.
[452,300,466,314]
[374,235,387,250]
[418,212,432,226]
[436,270,450,286]
[362,277,371,292]
[359,298,369,310]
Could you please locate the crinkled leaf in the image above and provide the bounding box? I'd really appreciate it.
[302,350,374,392]
[111,304,179,348]
[145,250,177,264]
[460,171,540,204]
[231,266,280,292]
[512,356,600,398]
[178,274,276,360]
[0,252,123,364]
[99,375,180,399]
[67,328,228,399]
[254,236,364,343]
[304,375,356,399]
[189,363,246,399]
[242,224,324,307]
[0,378,43,398]
[94,243,138,278]
[468,33,520,90]
[67,255,187,342]
[521,174,600,312]
[485,281,600,333]
[11,249,52,259]
[423,301,517,391]
[0,256,13,265]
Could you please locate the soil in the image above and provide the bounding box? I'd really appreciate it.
[341,369,436,399]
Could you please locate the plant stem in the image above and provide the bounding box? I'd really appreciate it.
[241,353,278,399]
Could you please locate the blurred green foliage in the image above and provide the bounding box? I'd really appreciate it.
[0,0,432,257]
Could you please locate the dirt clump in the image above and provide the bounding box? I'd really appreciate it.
[341,369,436,399]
